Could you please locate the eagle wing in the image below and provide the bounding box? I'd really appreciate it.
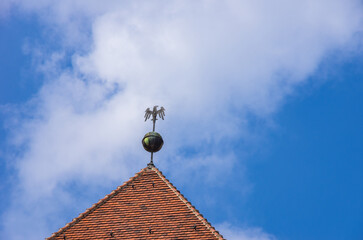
[157,107,165,120]
[144,108,152,121]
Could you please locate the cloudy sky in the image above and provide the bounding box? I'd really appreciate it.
[0,0,362,239]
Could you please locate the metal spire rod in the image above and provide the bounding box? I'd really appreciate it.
[150,152,154,166]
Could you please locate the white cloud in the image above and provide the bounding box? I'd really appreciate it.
[1,0,362,239]
[217,223,276,240]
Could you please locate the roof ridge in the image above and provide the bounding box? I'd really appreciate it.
[151,167,225,240]
[47,166,150,239]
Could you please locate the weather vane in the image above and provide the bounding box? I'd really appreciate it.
[142,106,165,167]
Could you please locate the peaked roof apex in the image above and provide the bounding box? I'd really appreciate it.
[48,165,224,239]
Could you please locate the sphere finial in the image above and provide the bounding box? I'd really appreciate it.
[142,106,165,167]
[142,132,164,153]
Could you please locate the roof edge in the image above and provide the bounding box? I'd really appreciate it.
[47,166,150,239]
[151,167,225,240]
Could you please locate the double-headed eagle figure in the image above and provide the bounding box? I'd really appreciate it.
[144,106,165,122]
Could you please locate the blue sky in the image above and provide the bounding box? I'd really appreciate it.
[0,1,362,240]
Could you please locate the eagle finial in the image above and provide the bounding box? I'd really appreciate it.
[144,105,165,130]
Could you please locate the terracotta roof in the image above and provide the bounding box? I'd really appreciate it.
[47,165,224,239]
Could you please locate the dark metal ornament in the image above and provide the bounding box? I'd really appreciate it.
[143,106,165,166]
[142,132,164,153]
